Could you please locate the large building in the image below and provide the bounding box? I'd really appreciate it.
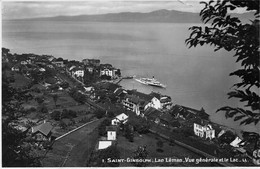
[193,119,215,140]
[122,90,161,116]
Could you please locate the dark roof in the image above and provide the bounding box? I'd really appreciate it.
[106,126,117,131]
[159,113,174,123]
[170,120,181,127]
[114,88,125,96]
[173,105,209,120]
[149,92,161,99]
[144,107,162,119]
[32,122,53,136]
[128,95,140,104]
[129,90,153,102]
[192,118,210,126]
[219,130,237,144]
[160,96,171,103]
[98,82,120,92]
[174,105,190,118]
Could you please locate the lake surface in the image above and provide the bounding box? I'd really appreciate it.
[2,20,259,134]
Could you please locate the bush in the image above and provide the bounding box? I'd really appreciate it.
[50,110,61,121]
[98,118,111,136]
[60,82,69,89]
[96,110,106,119]
[125,124,134,142]
[107,111,115,118]
[39,106,48,114]
[61,109,77,119]
[156,148,164,153]
[35,96,44,104]
[96,145,120,167]
[29,107,37,112]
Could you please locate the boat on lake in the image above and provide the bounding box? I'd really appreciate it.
[135,77,166,88]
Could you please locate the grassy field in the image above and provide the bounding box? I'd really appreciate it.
[116,132,210,167]
[42,118,103,167]
[7,71,31,88]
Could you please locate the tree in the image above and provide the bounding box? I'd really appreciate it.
[98,118,111,136]
[39,105,48,114]
[50,110,62,121]
[52,94,59,107]
[186,0,259,144]
[96,145,120,167]
[2,67,41,166]
[96,110,106,119]
[132,146,149,167]
[125,124,134,142]
[61,109,77,119]
[35,96,44,105]
[156,140,164,153]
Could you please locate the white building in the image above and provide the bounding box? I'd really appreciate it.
[106,126,117,140]
[147,97,161,110]
[86,66,94,73]
[21,60,31,65]
[111,113,129,125]
[100,68,116,77]
[98,140,112,150]
[73,69,84,77]
[194,122,215,140]
[230,137,244,147]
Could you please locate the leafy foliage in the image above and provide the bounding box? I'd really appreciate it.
[96,145,120,167]
[2,54,41,166]
[68,87,87,104]
[186,0,259,126]
[132,146,149,167]
[98,118,111,136]
[124,124,134,142]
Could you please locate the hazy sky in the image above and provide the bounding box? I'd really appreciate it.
[2,0,246,20]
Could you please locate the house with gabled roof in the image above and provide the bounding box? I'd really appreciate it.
[11,64,20,72]
[71,67,84,78]
[143,107,162,124]
[122,90,161,116]
[193,118,215,140]
[111,113,129,126]
[31,121,53,142]
[230,136,245,148]
[149,92,172,109]
[52,58,64,67]
[159,112,180,128]
[21,59,32,65]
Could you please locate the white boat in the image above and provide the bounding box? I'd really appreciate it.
[135,77,166,88]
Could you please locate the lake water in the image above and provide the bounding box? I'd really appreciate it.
[2,20,259,134]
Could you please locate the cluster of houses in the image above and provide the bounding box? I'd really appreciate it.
[98,113,129,150]
[9,52,121,84]
[10,54,54,75]
[5,50,258,163]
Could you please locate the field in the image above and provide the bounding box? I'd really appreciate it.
[41,118,103,167]
[6,71,31,88]
[116,133,210,167]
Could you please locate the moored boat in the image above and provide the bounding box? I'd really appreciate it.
[135,77,166,88]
